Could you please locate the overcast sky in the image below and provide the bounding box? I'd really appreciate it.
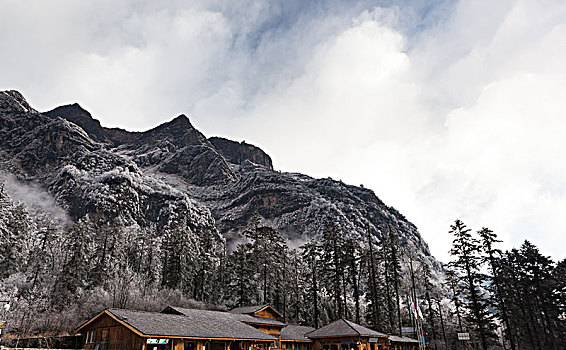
[1,0,565,262]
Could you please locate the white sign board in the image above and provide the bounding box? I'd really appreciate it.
[457,333,470,341]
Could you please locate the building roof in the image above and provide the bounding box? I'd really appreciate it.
[388,335,419,344]
[401,327,415,333]
[103,309,277,341]
[281,325,316,342]
[164,306,286,327]
[306,319,387,339]
[229,304,283,318]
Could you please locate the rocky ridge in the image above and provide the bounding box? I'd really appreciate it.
[0,90,440,273]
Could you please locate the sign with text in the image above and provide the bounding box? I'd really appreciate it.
[457,333,470,341]
[147,338,170,344]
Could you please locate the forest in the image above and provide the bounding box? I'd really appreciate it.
[0,182,565,350]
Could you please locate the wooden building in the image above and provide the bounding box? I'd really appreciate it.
[386,336,419,350]
[75,305,419,350]
[76,308,278,350]
[305,319,390,350]
[280,325,315,350]
[163,305,287,348]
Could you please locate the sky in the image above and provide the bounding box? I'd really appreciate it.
[1,0,565,262]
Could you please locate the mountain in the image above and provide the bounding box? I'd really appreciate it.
[0,90,439,271]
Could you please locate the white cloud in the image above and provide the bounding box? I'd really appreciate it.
[1,0,565,262]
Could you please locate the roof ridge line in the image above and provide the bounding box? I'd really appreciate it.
[341,318,361,335]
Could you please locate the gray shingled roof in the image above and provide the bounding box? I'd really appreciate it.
[164,306,286,327]
[230,305,269,314]
[306,319,387,338]
[108,309,277,340]
[281,325,315,342]
[388,335,419,344]
[229,305,282,318]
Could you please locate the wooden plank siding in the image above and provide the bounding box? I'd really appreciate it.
[75,306,417,350]
[253,309,279,320]
[81,313,145,350]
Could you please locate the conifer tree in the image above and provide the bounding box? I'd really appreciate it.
[448,219,497,350]
[344,238,361,323]
[226,242,256,307]
[301,238,321,328]
[0,185,34,279]
[515,241,561,349]
[320,221,347,320]
[52,216,96,308]
[364,227,385,330]
[287,249,307,324]
[383,225,402,335]
[478,227,516,350]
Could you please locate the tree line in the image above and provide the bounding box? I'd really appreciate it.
[1,183,565,350]
[447,219,566,350]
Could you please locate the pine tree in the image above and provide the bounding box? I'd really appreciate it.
[498,249,540,349]
[245,219,287,305]
[553,258,566,346]
[160,213,200,294]
[226,241,257,307]
[364,227,384,330]
[420,264,439,350]
[301,238,321,328]
[287,249,308,325]
[52,216,96,308]
[320,221,346,320]
[516,241,561,349]
[383,225,402,335]
[193,228,220,303]
[0,186,34,278]
[448,219,498,350]
[478,227,516,350]
[344,238,361,323]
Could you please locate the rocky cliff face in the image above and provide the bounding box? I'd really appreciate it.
[0,90,440,271]
[0,91,217,236]
[209,137,273,170]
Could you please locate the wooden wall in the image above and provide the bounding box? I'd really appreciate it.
[81,313,145,350]
[253,308,279,320]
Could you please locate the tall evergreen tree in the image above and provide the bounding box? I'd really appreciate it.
[478,227,516,350]
[245,218,287,305]
[448,219,498,350]
[515,241,560,349]
[320,221,346,320]
[0,186,34,278]
[301,238,321,328]
[52,216,96,308]
[226,242,256,307]
[344,238,361,323]
[364,227,384,330]
[383,225,402,335]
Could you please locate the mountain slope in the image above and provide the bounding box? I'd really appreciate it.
[0,91,217,236]
[1,90,439,271]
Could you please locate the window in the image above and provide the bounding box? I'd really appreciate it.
[86,330,95,344]
[101,328,108,342]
